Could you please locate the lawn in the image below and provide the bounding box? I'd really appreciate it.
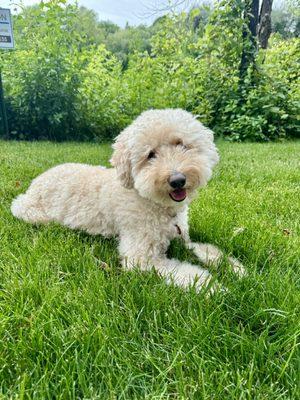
[0,140,299,399]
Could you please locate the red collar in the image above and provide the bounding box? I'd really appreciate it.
[175,224,182,235]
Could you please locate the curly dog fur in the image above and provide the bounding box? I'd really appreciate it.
[11,109,244,291]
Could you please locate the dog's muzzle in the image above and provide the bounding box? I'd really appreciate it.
[168,172,187,202]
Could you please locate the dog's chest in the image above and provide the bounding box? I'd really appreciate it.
[159,212,186,242]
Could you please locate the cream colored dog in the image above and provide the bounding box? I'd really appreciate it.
[11,109,244,291]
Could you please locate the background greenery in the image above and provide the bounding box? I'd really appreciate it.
[0,140,299,399]
[0,0,299,141]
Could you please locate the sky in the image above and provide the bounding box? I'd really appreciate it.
[1,0,180,26]
[1,0,284,27]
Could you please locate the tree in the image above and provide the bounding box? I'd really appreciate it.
[272,2,300,38]
[74,7,119,47]
[239,0,259,83]
[104,25,153,68]
[239,0,276,84]
[258,0,274,48]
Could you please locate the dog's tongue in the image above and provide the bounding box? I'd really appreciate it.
[170,189,187,202]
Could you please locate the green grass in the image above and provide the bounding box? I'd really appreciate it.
[0,140,299,399]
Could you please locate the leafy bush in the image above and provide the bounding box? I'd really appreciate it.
[1,2,85,140]
[122,10,241,126]
[220,37,300,141]
[77,46,130,140]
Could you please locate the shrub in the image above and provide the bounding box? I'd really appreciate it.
[219,37,300,141]
[1,2,85,140]
[77,46,129,140]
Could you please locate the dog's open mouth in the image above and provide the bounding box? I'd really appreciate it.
[169,188,187,202]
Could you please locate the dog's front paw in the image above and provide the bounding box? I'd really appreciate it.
[188,242,223,267]
[203,280,227,296]
[228,256,246,277]
[170,264,223,295]
[188,242,247,278]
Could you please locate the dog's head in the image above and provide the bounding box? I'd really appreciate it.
[110,109,219,207]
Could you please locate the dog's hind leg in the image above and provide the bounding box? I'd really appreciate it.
[11,193,50,224]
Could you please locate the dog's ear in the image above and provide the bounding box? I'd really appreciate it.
[192,119,220,170]
[200,126,220,170]
[110,131,134,189]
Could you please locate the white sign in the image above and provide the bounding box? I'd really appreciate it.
[0,8,14,49]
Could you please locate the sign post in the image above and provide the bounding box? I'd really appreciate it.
[0,8,14,136]
[0,69,8,136]
[0,8,14,49]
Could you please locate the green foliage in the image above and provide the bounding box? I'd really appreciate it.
[75,7,120,47]
[272,1,300,38]
[122,14,208,119]
[220,37,300,141]
[1,0,299,141]
[1,1,85,140]
[77,46,130,140]
[104,25,153,68]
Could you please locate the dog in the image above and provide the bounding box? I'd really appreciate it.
[11,109,244,292]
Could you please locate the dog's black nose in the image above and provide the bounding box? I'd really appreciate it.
[168,172,186,189]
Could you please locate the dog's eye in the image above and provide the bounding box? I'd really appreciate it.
[174,140,187,150]
[148,151,156,159]
[174,140,183,146]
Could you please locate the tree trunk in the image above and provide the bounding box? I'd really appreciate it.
[239,0,259,83]
[258,0,274,49]
[248,0,260,38]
